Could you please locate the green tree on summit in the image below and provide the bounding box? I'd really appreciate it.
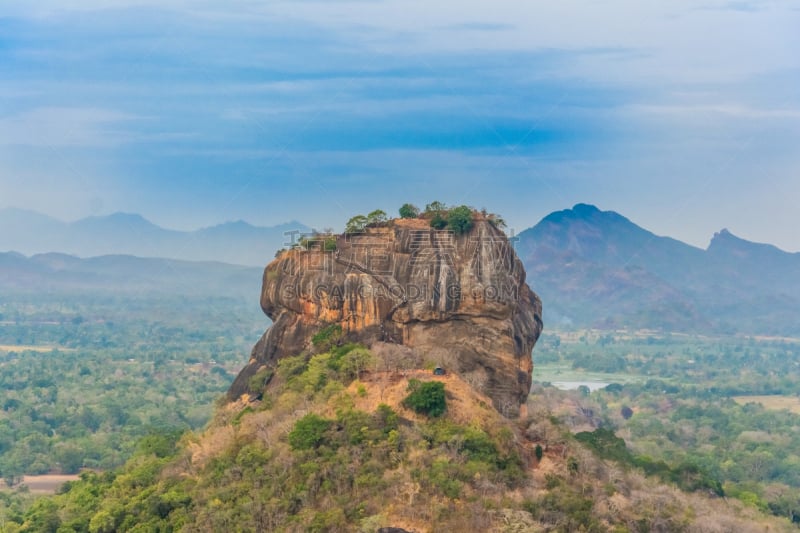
[345,215,368,233]
[399,203,419,218]
[447,205,474,235]
[366,209,388,226]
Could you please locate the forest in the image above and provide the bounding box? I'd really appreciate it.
[533,331,800,522]
[2,290,800,527]
[0,291,264,485]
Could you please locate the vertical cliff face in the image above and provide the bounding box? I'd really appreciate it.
[229,217,542,417]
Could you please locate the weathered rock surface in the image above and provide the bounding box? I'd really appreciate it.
[229,218,543,417]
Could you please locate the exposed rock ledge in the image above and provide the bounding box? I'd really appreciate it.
[229,218,542,418]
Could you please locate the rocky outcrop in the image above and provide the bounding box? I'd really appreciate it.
[229,217,542,417]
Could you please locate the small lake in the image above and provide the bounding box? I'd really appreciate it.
[549,380,610,391]
[534,364,641,392]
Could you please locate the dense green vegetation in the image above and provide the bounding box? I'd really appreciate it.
[3,277,800,529]
[534,330,800,524]
[398,203,419,219]
[344,210,389,234]
[341,202,506,235]
[402,379,446,417]
[0,292,263,484]
[1,340,534,531]
[3,318,797,530]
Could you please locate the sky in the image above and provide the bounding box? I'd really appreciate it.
[1,0,799,251]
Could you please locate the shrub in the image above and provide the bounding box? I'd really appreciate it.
[621,405,634,420]
[487,214,506,229]
[447,205,474,235]
[424,201,447,216]
[575,428,631,463]
[137,429,183,459]
[345,215,367,234]
[247,367,273,394]
[403,380,446,417]
[461,427,499,463]
[429,213,448,230]
[399,203,420,218]
[288,414,332,450]
[311,324,343,351]
[366,209,388,226]
[374,404,399,435]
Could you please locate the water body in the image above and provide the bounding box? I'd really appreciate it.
[549,380,610,392]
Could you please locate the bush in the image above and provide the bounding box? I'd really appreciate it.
[247,367,273,394]
[311,324,343,351]
[366,209,388,226]
[621,405,634,420]
[137,429,183,459]
[288,414,332,450]
[345,215,367,234]
[423,201,447,215]
[403,380,446,417]
[429,213,447,230]
[446,205,474,235]
[575,428,631,463]
[399,203,419,218]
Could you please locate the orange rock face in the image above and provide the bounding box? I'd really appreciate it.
[229,219,543,417]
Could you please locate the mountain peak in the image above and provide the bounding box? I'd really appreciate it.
[72,212,160,231]
[229,218,542,418]
[572,203,601,216]
[539,203,628,226]
[707,227,794,258]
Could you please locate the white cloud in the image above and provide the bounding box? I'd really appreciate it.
[626,103,800,120]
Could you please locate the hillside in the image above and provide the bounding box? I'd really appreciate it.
[4,207,799,531]
[8,349,793,532]
[517,204,800,335]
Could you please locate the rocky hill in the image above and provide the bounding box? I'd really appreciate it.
[7,208,797,532]
[229,216,543,418]
[14,348,793,531]
[517,204,800,334]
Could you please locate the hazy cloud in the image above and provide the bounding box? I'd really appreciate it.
[0,107,138,147]
[0,0,798,251]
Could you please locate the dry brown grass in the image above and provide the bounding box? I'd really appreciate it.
[0,475,80,494]
[345,370,502,427]
[733,395,800,414]
[0,344,75,353]
[180,368,797,532]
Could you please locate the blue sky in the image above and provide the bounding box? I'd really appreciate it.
[1,0,798,250]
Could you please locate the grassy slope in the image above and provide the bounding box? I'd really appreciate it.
[7,344,797,532]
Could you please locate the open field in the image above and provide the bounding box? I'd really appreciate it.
[733,395,800,414]
[0,475,80,495]
[0,344,75,353]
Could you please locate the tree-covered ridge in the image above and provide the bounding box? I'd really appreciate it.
[342,202,506,235]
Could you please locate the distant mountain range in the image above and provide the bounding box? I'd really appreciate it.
[2,204,798,335]
[0,208,309,267]
[0,251,262,299]
[517,203,800,335]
